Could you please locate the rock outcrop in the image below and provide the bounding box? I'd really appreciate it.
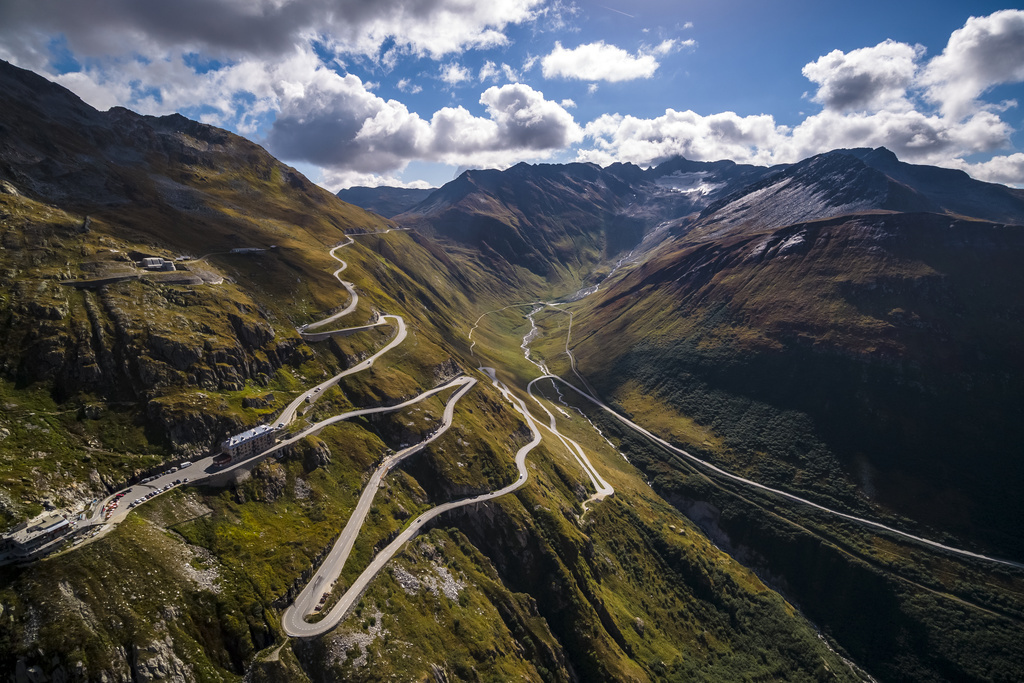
[131,636,195,683]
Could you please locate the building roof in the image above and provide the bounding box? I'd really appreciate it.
[9,513,68,543]
[224,423,277,448]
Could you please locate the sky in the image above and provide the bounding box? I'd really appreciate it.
[1,1,1023,190]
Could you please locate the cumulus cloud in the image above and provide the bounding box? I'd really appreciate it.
[802,39,923,112]
[266,69,580,177]
[479,83,582,150]
[580,109,788,167]
[0,0,545,64]
[267,61,427,174]
[440,62,472,86]
[320,168,434,192]
[950,153,1024,185]
[922,9,1024,120]
[541,41,660,82]
[579,105,1013,172]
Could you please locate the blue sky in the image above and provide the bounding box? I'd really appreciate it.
[1,1,1023,189]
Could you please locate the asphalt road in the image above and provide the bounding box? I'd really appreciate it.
[76,235,408,546]
[282,369,542,638]
[277,314,407,426]
[298,238,359,335]
[281,376,485,637]
[544,373,1024,571]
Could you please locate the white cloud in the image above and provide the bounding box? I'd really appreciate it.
[652,40,676,56]
[580,109,788,167]
[802,40,923,113]
[51,70,134,112]
[479,61,500,82]
[922,9,1024,120]
[587,83,598,94]
[478,61,519,83]
[541,41,660,82]
[0,0,546,64]
[320,168,433,192]
[478,83,583,151]
[948,153,1024,186]
[266,67,580,176]
[396,78,422,94]
[787,108,1011,164]
[647,38,696,56]
[440,62,472,86]
[532,0,582,34]
[578,105,1013,172]
[560,98,576,108]
[651,38,694,56]
[45,49,285,128]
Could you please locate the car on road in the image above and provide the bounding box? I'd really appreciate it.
[179,461,192,468]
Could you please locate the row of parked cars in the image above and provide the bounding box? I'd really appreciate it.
[138,461,192,486]
[126,476,189,509]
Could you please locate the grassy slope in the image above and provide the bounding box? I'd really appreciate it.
[566,211,1024,680]
[573,212,1024,552]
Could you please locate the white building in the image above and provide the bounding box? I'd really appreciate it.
[139,257,175,271]
[220,424,278,461]
[1,513,73,558]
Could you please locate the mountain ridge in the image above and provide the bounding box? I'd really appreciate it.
[696,147,1024,234]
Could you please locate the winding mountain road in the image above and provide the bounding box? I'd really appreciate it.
[276,314,406,426]
[71,233,411,548]
[468,274,1024,571]
[282,367,542,637]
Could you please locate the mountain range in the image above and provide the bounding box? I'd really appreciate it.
[2,58,1024,683]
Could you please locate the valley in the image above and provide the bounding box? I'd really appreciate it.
[1,58,1023,683]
